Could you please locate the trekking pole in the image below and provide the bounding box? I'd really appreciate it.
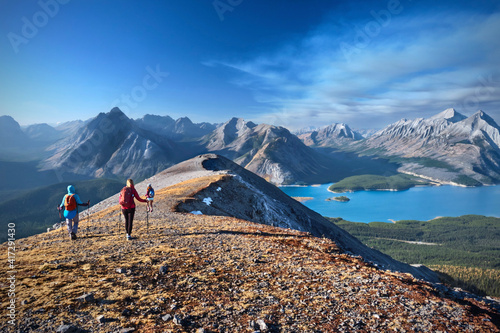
[88,203,93,235]
[57,206,64,241]
[147,207,149,235]
[92,204,102,235]
[85,200,90,238]
[117,208,120,235]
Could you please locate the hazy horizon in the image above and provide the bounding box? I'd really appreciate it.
[4,106,499,133]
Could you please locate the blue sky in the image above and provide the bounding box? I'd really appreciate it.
[1,0,499,130]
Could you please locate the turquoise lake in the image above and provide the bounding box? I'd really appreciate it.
[280,184,500,223]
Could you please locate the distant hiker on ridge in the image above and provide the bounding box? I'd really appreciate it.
[58,185,89,240]
[146,183,155,212]
[119,179,147,240]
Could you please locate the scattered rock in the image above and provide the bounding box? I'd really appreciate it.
[121,309,132,317]
[257,319,268,331]
[75,293,94,303]
[116,268,127,274]
[119,328,135,333]
[55,324,81,333]
[95,315,109,323]
[159,265,168,275]
[161,314,172,322]
[173,314,186,327]
[249,320,258,330]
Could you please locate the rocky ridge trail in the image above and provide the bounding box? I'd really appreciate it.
[1,172,499,332]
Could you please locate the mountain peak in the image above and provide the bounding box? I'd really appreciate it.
[175,116,193,125]
[91,107,132,127]
[429,108,466,123]
[109,106,124,114]
[0,115,22,131]
[224,117,256,129]
[472,110,500,127]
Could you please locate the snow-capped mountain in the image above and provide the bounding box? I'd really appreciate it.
[201,118,347,184]
[40,108,183,180]
[135,114,216,140]
[298,123,363,147]
[357,109,500,185]
[202,117,258,156]
[4,107,500,189]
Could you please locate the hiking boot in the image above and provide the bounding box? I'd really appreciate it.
[71,232,77,240]
[126,234,131,240]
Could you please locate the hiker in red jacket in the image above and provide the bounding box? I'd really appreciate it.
[119,179,147,240]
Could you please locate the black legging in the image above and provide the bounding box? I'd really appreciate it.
[122,208,135,235]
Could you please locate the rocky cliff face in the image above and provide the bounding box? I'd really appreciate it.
[40,108,182,180]
[34,112,348,185]
[2,154,498,332]
[201,119,351,184]
[356,109,500,185]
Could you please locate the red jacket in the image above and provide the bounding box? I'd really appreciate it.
[119,186,146,209]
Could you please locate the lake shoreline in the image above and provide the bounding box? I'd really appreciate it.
[281,183,500,223]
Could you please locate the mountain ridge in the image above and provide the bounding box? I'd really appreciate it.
[2,107,500,189]
[354,109,500,185]
[92,154,437,281]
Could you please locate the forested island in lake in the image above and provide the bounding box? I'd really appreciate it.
[329,174,433,193]
[326,196,350,202]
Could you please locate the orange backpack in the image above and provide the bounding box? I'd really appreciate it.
[64,194,77,211]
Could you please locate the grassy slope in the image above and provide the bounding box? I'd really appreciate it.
[1,176,498,332]
[329,215,500,296]
[0,178,123,242]
[328,174,431,192]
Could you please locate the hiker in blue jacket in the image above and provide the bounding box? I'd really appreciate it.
[58,185,89,240]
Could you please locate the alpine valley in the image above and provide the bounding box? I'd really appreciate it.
[1,107,500,196]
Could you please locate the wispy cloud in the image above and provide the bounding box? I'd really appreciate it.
[208,9,500,130]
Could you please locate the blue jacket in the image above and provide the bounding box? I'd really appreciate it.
[60,185,86,219]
